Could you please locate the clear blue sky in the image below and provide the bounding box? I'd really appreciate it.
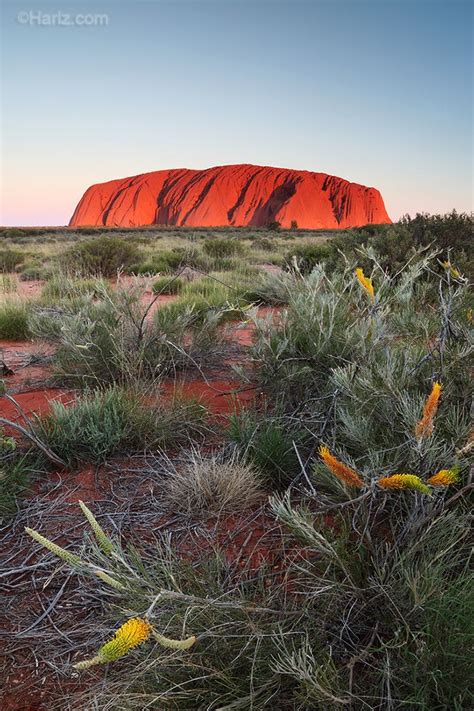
[1,0,472,225]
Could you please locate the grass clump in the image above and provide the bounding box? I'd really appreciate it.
[41,275,111,304]
[0,248,24,272]
[228,409,308,489]
[161,452,264,518]
[0,300,31,339]
[35,386,206,465]
[0,454,33,521]
[202,238,246,259]
[31,283,222,386]
[152,275,185,295]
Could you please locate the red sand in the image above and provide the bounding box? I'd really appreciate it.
[161,377,256,417]
[0,389,75,436]
[70,163,391,229]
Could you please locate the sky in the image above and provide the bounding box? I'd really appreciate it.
[1,0,472,225]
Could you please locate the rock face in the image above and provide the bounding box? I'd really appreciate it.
[70,164,391,229]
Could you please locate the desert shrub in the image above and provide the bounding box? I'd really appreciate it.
[128,260,161,275]
[41,275,111,304]
[35,387,206,465]
[60,236,141,277]
[0,249,24,272]
[130,248,202,275]
[202,238,245,259]
[30,283,222,386]
[251,236,276,251]
[293,211,473,278]
[243,270,295,304]
[152,275,185,295]
[160,452,264,517]
[0,228,26,240]
[228,409,309,489]
[266,220,281,231]
[0,300,31,339]
[19,263,47,281]
[285,242,331,274]
[249,252,472,474]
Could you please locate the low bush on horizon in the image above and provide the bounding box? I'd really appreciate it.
[285,210,473,278]
[60,235,141,277]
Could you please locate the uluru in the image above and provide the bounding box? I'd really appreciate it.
[69,164,391,229]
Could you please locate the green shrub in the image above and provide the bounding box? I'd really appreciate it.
[61,236,141,277]
[30,283,222,386]
[19,263,47,281]
[202,238,245,259]
[250,254,472,470]
[41,275,111,304]
[0,249,24,272]
[228,409,308,488]
[0,454,32,521]
[35,387,206,465]
[0,300,31,339]
[152,275,185,295]
[292,211,473,278]
[251,236,276,251]
[266,220,281,231]
[285,242,331,274]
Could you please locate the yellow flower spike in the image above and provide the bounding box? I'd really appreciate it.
[73,617,152,669]
[377,474,431,495]
[25,527,86,568]
[319,445,364,488]
[79,500,116,556]
[442,261,461,279]
[415,382,442,439]
[94,570,127,590]
[427,468,460,487]
[355,268,375,301]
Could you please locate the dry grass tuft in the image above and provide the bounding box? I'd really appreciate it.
[161,453,264,517]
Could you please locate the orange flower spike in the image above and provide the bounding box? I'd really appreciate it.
[319,445,364,488]
[427,468,460,487]
[355,268,375,301]
[377,474,431,495]
[415,382,442,439]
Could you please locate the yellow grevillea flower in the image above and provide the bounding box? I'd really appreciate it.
[319,445,364,488]
[355,268,375,301]
[74,618,151,669]
[377,474,431,494]
[427,468,460,487]
[442,261,461,279]
[415,382,442,439]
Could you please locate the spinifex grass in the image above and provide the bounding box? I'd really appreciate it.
[34,386,209,465]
